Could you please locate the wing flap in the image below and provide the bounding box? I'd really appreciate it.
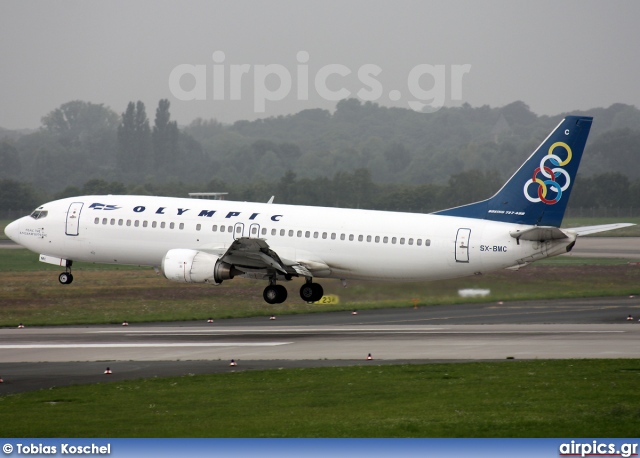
[218,237,330,278]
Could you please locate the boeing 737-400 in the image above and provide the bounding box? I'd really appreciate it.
[4,116,634,304]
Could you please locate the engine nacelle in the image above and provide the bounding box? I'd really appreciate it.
[161,249,236,285]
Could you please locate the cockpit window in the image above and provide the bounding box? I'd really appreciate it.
[30,210,48,220]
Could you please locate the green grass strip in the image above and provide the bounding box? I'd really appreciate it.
[2,360,639,437]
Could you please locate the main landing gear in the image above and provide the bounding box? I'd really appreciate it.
[300,279,323,303]
[263,282,288,304]
[262,278,324,304]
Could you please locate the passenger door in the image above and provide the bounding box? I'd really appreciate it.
[65,202,84,236]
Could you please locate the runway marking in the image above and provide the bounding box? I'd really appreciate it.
[358,305,640,325]
[90,329,627,335]
[0,343,292,349]
[92,327,446,334]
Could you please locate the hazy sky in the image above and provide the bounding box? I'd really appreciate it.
[1,0,639,129]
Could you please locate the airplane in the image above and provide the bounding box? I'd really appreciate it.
[4,115,634,304]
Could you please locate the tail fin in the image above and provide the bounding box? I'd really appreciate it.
[434,115,593,227]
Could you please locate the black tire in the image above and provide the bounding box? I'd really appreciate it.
[263,286,278,304]
[274,284,288,303]
[58,272,73,285]
[263,285,287,304]
[300,282,323,303]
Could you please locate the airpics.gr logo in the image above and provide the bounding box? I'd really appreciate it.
[523,136,573,205]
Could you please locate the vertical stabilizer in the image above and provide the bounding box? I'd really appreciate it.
[434,116,593,227]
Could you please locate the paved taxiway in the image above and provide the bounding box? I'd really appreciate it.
[1,296,639,394]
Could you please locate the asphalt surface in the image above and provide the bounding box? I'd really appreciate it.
[1,296,639,394]
[1,236,639,394]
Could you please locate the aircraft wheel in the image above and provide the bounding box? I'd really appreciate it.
[300,282,323,303]
[59,272,73,285]
[263,284,287,304]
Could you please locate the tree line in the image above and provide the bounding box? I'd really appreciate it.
[3,168,640,217]
[1,98,639,212]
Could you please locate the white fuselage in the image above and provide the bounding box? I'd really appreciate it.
[6,195,573,283]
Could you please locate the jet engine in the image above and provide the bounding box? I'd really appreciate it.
[161,249,237,285]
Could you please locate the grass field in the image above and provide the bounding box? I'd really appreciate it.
[2,360,639,437]
[1,248,639,326]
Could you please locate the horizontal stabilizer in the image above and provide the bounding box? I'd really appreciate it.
[565,223,635,236]
[510,226,568,242]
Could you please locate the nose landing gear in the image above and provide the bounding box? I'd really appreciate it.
[58,271,74,285]
[58,261,74,285]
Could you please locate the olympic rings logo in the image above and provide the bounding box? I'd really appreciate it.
[523,141,573,205]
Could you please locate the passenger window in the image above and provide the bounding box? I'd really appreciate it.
[196,224,201,231]
[392,237,397,244]
[170,222,175,229]
[305,231,310,238]
[349,234,354,241]
[331,233,336,240]
[220,226,225,232]
[118,219,123,226]
[134,220,139,227]
[94,217,99,224]
[366,235,372,242]
[143,221,148,228]
[408,238,413,245]
[417,239,422,246]
[340,234,345,241]
[126,220,131,227]
[102,218,107,225]
[280,229,285,236]
[228,226,233,232]
[289,230,294,237]
[271,229,276,236]
[375,236,380,243]
[152,221,157,228]
[358,235,363,242]
[236,226,241,234]
[425,239,431,246]
[400,238,405,245]
[110,219,115,225]
[179,223,184,230]
[160,222,166,229]
[383,236,388,243]
[322,232,327,239]
[314,231,319,238]
[297,230,302,237]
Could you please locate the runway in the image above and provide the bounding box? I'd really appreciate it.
[1,295,639,394]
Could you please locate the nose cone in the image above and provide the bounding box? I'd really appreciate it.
[4,219,21,244]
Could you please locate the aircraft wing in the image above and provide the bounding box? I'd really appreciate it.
[218,237,289,275]
[215,237,330,279]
